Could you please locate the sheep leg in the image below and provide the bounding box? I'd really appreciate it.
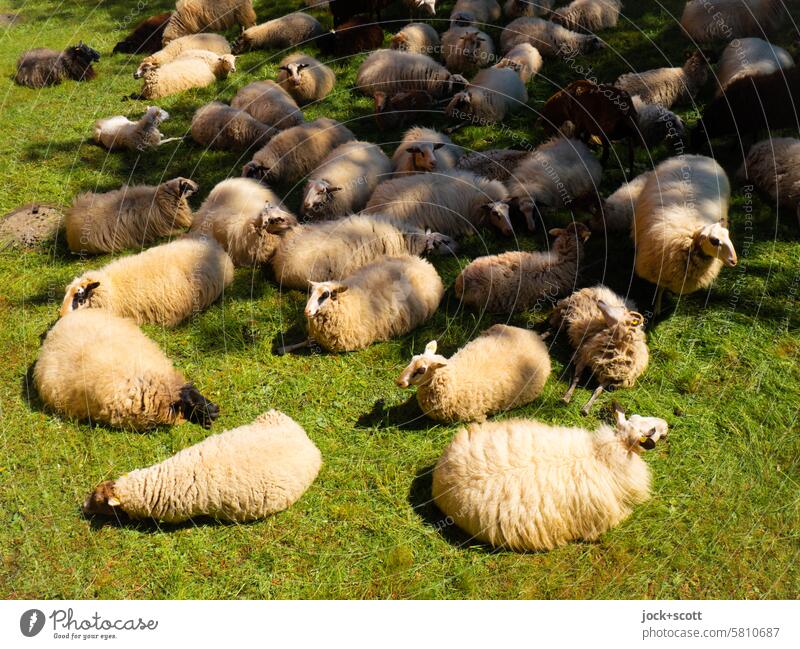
[654,287,664,317]
[540,330,552,340]
[276,339,312,355]
[444,121,468,135]
[580,385,605,416]
[158,136,186,145]
[562,365,584,403]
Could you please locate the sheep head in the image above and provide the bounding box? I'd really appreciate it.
[302,180,341,215]
[174,383,219,428]
[414,0,436,16]
[597,300,645,340]
[460,30,489,64]
[61,276,102,317]
[134,60,154,79]
[252,202,296,234]
[71,42,100,65]
[550,222,591,253]
[695,223,737,267]
[83,480,122,516]
[216,54,236,76]
[407,142,445,171]
[516,197,540,232]
[166,177,199,199]
[613,403,668,453]
[482,200,514,237]
[242,161,270,182]
[279,61,310,88]
[396,340,448,388]
[451,11,476,27]
[146,106,169,124]
[305,281,348,318]
[422,229,457,255]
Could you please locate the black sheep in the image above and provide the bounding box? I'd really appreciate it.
[14,42,100,88]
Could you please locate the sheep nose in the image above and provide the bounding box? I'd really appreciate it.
[396,378,408,388]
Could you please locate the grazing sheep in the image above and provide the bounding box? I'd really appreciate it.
[493,42,542,82]
[451,0,502,24]
[60,238,234,327]
[500,17,603,57]
[242,118,355,185]
[356,49,468,99]
[392,127,461,174]
[93,106,170,152]
[364,170,513,238]
[504,0,554,18]
[113,12,172,54]
[65,178,198,255]
[231,80,304,130]
[397,325,551,422]
[455,222,591,313]
[431,406,668,551]
[455,148,529,181]
[630,96,687,152]
[134,33,231,78]
[318,16,384,56]
[442,26,495,75]
[190,101,277,151]
[446,66,528,124]
[373,90,437,131]
[681,0,784,43]
[137,52,235,99]
[391,22,440,55]
[737,138,800,226]
[632,155,738,313]
[162,0,256,44]
[15,42,100,88]
[233,12,324,53]
[590,170,652,232]
[716,37,794,96]
[270,215,455,289]
[551,0,622,33]
[190,178,297,267]
[83,410,321,522]
[302,141,392,219]
[34,310,218,430]
[614,50,709,109]
[277,53,336,105]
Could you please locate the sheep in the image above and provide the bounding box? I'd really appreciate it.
[454,222,591,313]
[280,255,444,354]
[681,0,784,43]
[451,0,502,25]
[364,170,514,239]
[589,170,652,232]
[550,0,622,33]
[231,80,304,130]
[137,52,235,99]
[329,0,391,26]
[93,106,170,152]
[190,101,277,152]
[500,17,603,57]
[455,148,529,181]
[505,137,603,231]
[737,138,800,226]
[276,53,336,106]
[404,0,437,18]
[493,42,542,82]
[242,118,355,185]
[715,37,795,96]
[301,141,392,219]
[396,325,551,422]
[391,127,461,175]
[65,178,198,255]
[113,12,172,54]
[162,0,256,44]
[630,96,687,152]
[356,49,468,99]
[442,26,495,75]
[82,409,321,522]
[15,42,100,88]
[550,285,648,414]
[270,215,455,289]
[189,178,297,267]
[503,0,554,18]
[614,50,709,109]
[34,309,219,430]
[373,90,437,131]
[59,238,234,327]
[431,405,668,551]
[391,22,440,55]
[632,155,738,314]
[232,12,324,53]
[446,66,528,125]
[134,33,231,78]
[318,16,385,56]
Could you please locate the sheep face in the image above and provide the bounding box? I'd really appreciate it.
[72,42,101,66]
[216,54,236,76]
[445,90,472,118]
[549,223,591,252]
[133,61,154,79]
[696,223,737,267]
[305,281,348,317]
[165,177,199,199]
[396,340,448,387]
[242,161,269,182]
[423,229,458,255]
[279,62,310,89]
[60,276,101,317]
[302,180,341,215]
[459,31,491,65]
[146,106,169,123]
[407,142,445,171]
[614,406,668,453]
[482,200,514,237]
[82,480,122,516]
[597,300,646,340]
[172,383,220,428]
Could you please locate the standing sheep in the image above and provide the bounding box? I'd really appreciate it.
[65,178,198,255]
[231,80,304,130]
[550,0,622,33]
[15,42,100,88]
[737,138,800,226]
[715,37,794,95]
[500,17,603,57]
[190,101,277,152]
[162,0,256,44]
[392,127,461,174]
[137,52,236,99]
[34,310,218,430]
[503,0,554,18]
[356,49,468,99]
[396,325,551,422]
[442,26,496,75]
[494,42,543,82]
[431,406,668,551]
[391,23,440,55]
[93,106,170,152]
[446,66,528,124]
[614,50,709,109]
[83,410,321,522]
[276,53,336,105]
[680,0,784,43]
[232,12,324,53]
[134,33,231,77]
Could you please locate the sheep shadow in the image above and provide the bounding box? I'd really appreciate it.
[21,362,46,414]
[83,509,259,532]
[355,396,439,431]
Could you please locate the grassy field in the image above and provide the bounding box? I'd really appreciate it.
[1,0,799,599]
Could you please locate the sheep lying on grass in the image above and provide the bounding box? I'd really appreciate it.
[277,53,336,105]
[442,26,495,75]
[356,50,468,99]
[83,410,321,522]
[233,12,324,53]
[614,50,708,109]
[318,17,385,56]
[715,37,794,96]
[15,42,100,88]
[550,0,622,33]
[590,170,652,232]
[455,148,528,181]
[451,0,502,24]
[231,80,304,130]
[391,22,440,54]
[494,42,542,82]
[738,138,800,226]
[392,127,461,174]
[113,12,172,54]
[500,17,603,57]
[504,0,553,18]
[446,66,528,124]
[432,405,668,551]
[93,106,170,151]
[34,310,218,430]
[630,96,687,153]
[191,101,277,152]
[137,51,235,99]
[162,0,256,44]
[373,90,437,131]
[397,325,551,422]
[681,0,784,43]
[134,33,231,78]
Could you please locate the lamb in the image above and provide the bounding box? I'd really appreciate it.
[301,141,392,219]
[134,33,231,78]
[277,53,336,105]
[503,0,554,18]
[373,90,437,131]
[391,127,461,174]
[364,170,513,238]
[680,0,784,43]
[551,285,648,414]
[137,52,236,99]
[550,0,622,33]
[500,17,603,57]
[396,325,551,422]
[356,49,468,99]
[632,155,738,313]
[391,22,440,55]
[113,12,172,54]
[189,178,297,267]
[455,148,529,181]
[34,310,218,430]
[445,66,528,124]
[590,170,652,232]
[14,42,100,88]
[431,405,668,551]
[232,12,324,53]
[451,0,502,25]
[93,106,170,152]
[454,222,591,313]
[318,16,385,56]
[242,118,355,185]
[65,178,198,255]
[630,96,687,152]
[82,410,321,522]
[231,80,304,130]
[59,238,234,327]
[614,50,709,109]
[190,101,277,152]
[442,26,495,75]
[493,42,542,82]
[737,138,800,226]
[162,0,256,44]
[715,37,794,96]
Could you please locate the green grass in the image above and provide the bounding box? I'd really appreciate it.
[1,0,799,599]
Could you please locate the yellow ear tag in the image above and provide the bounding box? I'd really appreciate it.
[639,436,648,444]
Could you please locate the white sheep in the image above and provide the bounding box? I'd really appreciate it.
[138,51,235,99]
[503,0,554,18]
[715,37,795,95]
[550,0,622,33]
[356,49,468,99]
[493,42,542,82]
[396,325,551,422]
[442,26,495,75]
[93,106,171,152]
[276,53,336,105]
[134,33,231,78]
[231,80,304,130]
[191,101,278,151]
[432,406,668,551]
[162,0,256,44]
[445,66,528,124]
[34,309,219,430]
[451,0,502,24]
[737,138,800,226]
[82,410,321,523]
[500,16,603,57]
[681,0,784,43]
[392,127,461,174]
[614,50,708,109]
[233,12,324,53]
[591,170,652,232]
[390,23,440,55]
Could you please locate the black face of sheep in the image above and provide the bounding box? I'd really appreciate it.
[242,162,269,182]
[82,480,122,517]
[175,384,219,428]
[70,281,99,311]
[74,42,100,65]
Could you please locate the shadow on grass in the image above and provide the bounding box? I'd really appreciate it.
[83,509,259,532]
[355,395,439,431]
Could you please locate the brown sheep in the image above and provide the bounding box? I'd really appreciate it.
[113,12,173,54]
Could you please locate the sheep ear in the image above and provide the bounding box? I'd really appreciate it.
[548,228,565,237]
[331,284,348,296]
[425,340,437,354]
[613,401,627,428]
[326,186,342,194]
[107,497,121,507]
[84,281,100,294]
[597,300,625,327]
[432,142,445,150]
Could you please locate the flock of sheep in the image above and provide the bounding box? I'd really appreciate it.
[14,0,799,553]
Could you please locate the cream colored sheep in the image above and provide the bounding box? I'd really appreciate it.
[93,107,170,151]
[551,0,622,33]
[138,52,235,99]
[431,406,668,551]
[65,178,198,254]
[356,49,468,99]
[276,53,335,105]
[391,23,440,55]
[83,410,321,522]
[451,0,502,24]
[59,238,234,327]
[134,33,231,78]
[442,26,495,75]
[191,101,277,151]
[162,0,256,44]
[231,80,304,130]
[716,37,794,95]
[493,42,542,82]
[455,148,528,181]
[392,127,461,174]
[738,138,800,225]
[504,0,553,18]
[397,325,551,422]
[446,66,528,125]
[455,222,591,313]
[233,12,324,53]
[614,50,708,109]
[681,0,784,43]
[34,310,218,430]
[591,170,652,232]
[500,16,603,56]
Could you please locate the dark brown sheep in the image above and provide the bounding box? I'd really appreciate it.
[317,16,384,56]
[373,90,437,131]
[113,12,172,54]
[15,42,100,88]
[330,1,391,27]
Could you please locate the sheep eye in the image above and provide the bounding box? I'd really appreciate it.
[414,367,426,375]
[709,236,720,246]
